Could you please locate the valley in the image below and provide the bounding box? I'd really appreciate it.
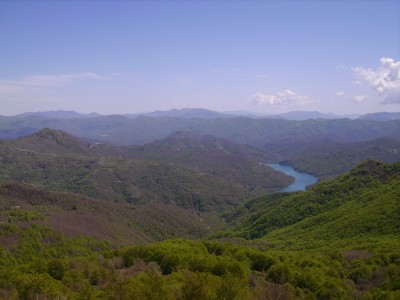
[2,1,399,298]
[0,110,399,299]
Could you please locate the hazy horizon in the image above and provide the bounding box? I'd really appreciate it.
[1,107,392,118]
[1,1,399,116]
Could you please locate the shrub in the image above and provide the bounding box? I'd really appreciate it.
[47,259,66,280]
[266,263,293,284]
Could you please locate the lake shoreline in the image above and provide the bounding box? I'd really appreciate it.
[266,163,318,192]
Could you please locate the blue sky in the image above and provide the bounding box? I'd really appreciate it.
[0,0,399,115]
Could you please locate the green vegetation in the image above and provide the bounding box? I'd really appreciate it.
[268,137,400,180]
[0,183,217,245]
[1,227,399,299]
[127,131,289,194]
[0,129,291,212]
[0,122,399,299]
[0,160,399,299]
[221,160,400,242]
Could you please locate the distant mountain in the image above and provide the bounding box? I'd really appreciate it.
[15,110,101,119]
[358,111,400,121]
[223,110,266,118]
[266,110,342,121]
[125,109,346,120]
[125,108,231,119]
[9,108,377,121]
[1,114,400,146]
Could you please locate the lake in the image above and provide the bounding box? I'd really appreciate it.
[267,163,318,192]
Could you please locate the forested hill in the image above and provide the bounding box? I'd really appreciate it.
[0,129,291,211]
[223,160,400,243]
[268,137,400,180]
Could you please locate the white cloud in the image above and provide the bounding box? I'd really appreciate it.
[0,72,106,95]
[251,89,308,106]
[354,94,367,103]
[353,57,400,104]
[336,91,345,97]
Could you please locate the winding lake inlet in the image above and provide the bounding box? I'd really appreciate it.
[267,163,318,192]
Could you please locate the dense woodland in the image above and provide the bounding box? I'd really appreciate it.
[0,112,399,299]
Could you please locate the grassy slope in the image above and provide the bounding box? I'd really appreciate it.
[222,160,400,243]
[264,172,400,250]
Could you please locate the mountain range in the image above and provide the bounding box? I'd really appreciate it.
[6,108,400,121]
[1,110,399,146]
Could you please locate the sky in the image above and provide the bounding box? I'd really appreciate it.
[0,0,399,116]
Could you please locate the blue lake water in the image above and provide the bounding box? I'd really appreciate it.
[267,163,318,192]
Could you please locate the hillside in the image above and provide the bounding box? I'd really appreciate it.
[0,129,292,212]
[128,131,286,191]
[223,160,400,243]
[0,161,399,299]
[8,128,132,157]
[267,137,400,180]
[0,183,215,245]
[9,128,95,156]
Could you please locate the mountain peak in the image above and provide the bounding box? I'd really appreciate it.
[136,108,230,119]
[13,128,91,155]
[34,128,82,144]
